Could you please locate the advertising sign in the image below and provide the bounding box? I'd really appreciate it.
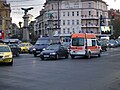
[100,26,113,35]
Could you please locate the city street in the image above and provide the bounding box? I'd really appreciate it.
[0,48,120,90]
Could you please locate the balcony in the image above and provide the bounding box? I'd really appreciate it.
[81,24,99,28]
[81,15,99,20]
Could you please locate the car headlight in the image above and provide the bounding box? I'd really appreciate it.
[50,52,56,55]
[4,55,11,58]
[43,48,46,51]
[33,48,36,51]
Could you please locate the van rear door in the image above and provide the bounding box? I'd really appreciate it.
[70,38,85,55]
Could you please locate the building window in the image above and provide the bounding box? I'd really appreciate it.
[76,20,79,25]
[68,12,69,16]
[92,40,96,46]
[0,11,2,18]
[77,11,79,16]
[89,22,91,25]
[89,11,91,16]
[0,20,2,25]
[67,28,70,33]
[63,20,65,25]
[63,28,65,34]
[52,4,54,9]
[67,20,70,25]
[6,20,9,26]
[72,12,74,16]
[73,28,75,33]
[72,20,74,25]
[6,12,8,17]
[97,12,98,17]
[63,12,65,16]
[88,3,91,8]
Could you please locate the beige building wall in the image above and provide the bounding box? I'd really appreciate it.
[0,0,11,38]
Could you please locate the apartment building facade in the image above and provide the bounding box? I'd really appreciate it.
[34,0,108,37]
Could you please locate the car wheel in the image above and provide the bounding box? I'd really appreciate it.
[9,60,13,66]
[71,55,75,59]
[98,51,101,57]
[65,54,69,59]
[105,48,107,51]
[55,54,59,60]
[16,52,20,57]
[34,54,37,57]
[86,52,91,59]
[41,57,44,60]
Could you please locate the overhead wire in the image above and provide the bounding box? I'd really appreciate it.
[11,4,44,7]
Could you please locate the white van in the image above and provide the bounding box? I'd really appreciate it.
[70,33,102,59]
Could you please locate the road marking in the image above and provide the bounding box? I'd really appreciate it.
[102,53,109,56]
[109,53,120,57]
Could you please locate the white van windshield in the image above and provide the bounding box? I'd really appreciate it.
[36,40,50,45]
[72,38,84,46]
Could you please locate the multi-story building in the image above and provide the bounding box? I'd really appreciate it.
[35,0,108,38]
[34,9,46,38]
[0,0,12,38]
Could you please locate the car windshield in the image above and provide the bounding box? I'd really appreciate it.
[72,38,84,46]
[0,46,10,52]
[19,44,26,47]
[9,45,17,48]
[36,40,49,45]
[109,40,115,44]
[46,45,60,50]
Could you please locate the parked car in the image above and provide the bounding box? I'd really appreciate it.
[19,42,32,53]
[107,40,118,48]
[3,39,21,45]
[0,43,13,65]
[28,45,35,54]
[115,39,120,46]
[62,42,70,52]
[8,44,21,57]
[99,41,107,51]
[40,44,69,60]
[33,37,60,57]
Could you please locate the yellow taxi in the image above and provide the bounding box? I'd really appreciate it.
[19,42,32,53]
[0,44,13,65]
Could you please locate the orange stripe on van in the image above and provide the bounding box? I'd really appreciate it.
[70,46,83,51]
[87,46,97,51]
[71,33,96,39]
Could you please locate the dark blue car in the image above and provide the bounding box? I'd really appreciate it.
[33,37,60,57]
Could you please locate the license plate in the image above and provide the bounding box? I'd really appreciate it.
[36,51,41,53]
[44,55,49,57]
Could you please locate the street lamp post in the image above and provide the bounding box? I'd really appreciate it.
[58,0,60,37]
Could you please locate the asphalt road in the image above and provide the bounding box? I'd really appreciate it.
[0,48,120,90]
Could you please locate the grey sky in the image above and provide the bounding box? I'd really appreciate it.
[7,0,46,25]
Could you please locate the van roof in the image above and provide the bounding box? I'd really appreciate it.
[71,33,96,39]
[38,37,60,40]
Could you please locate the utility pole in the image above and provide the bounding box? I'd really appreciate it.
[58,0,60,37]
